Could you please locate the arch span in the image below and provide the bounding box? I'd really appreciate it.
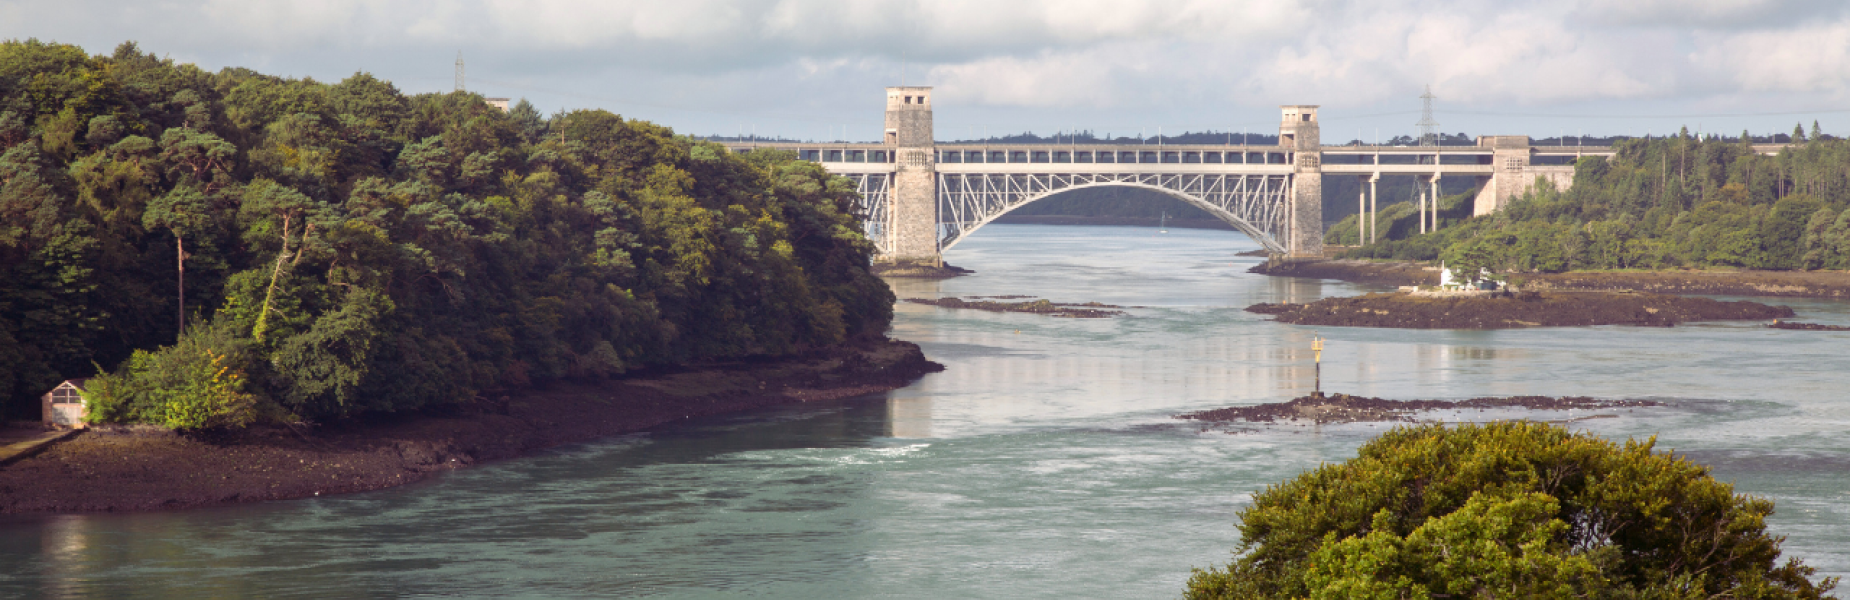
[935,173,1291,254]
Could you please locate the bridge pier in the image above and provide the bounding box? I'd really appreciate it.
[885,86,940,266]
[1282,106,1323,258]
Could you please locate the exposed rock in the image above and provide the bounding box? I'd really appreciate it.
[1768,321,1850,331]
[903,297,1127,318]
[871,262,974,279]
[1247,291,1792,329]
[1177,392,1663,425]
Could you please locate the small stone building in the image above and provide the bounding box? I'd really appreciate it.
[41,379,89,429]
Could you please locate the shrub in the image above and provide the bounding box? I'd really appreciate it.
[1185,422,1838,599]
[84,320,265,430]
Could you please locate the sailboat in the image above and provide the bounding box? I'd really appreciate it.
[1159,211,1169,234]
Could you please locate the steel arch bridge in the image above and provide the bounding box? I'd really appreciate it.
[723,86,1632,264]
[843,171,1293,254]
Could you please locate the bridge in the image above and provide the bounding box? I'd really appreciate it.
[726,87,1623,264]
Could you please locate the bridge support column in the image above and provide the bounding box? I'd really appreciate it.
[1428,173,1441,232]
[1368,173,1380,244]
[1476,135,1531,216]
[1282,105,1323,258]
[885,86,939,265]
[1361,176,1376,244]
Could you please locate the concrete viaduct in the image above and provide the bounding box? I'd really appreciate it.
[726,86,1619,265]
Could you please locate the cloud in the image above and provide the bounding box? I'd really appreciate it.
[5,0,1850,136]
[1571,0,1847,29]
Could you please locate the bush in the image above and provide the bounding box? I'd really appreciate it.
[83,321,266,430]
[1185,422,1838,599]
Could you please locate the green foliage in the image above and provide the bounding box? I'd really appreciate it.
[0,39,892,424]
[1344,135,1850,273]
[83,320,261,429]
[1185,422,1838,599]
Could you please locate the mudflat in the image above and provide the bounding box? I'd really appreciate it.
[1177,392,1664,425]
[1251,259,1850,299]
[903,297,1128,318]
[0,339,942,514]
[1247,291,1793,329]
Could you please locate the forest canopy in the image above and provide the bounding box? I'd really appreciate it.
[0,39,892,426]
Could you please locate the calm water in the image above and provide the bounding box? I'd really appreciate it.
[3,224,1847,598]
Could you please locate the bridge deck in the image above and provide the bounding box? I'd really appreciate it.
[722,142,1620,168]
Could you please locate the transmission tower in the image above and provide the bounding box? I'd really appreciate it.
[455,52,465,93]
[1416,84,1440,146]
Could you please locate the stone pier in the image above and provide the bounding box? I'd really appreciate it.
[884,86,940,266]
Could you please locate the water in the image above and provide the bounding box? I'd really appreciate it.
[3,224,1846,598]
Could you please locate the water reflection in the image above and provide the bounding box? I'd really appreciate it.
[38,516,86,600]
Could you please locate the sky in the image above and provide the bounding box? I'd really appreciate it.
[6,0,1850,143]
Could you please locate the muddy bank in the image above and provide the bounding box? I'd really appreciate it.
[1177,392,1663,425]
[903,297,1127,318]
[0,339,942,514]
[1247,291,1793,329]
[1252,259,1850,299]
[871,263,974,279]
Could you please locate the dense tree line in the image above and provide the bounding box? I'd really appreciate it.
[1336,130,1850,275]
[0,40,892,427]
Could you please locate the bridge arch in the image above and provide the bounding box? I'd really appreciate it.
[940,182,1283,253]
[935,173,1291,254]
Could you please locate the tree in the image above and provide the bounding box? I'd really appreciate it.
[158,128,235,191]
[1185,422,1839,599]
[142,186,211,337]
[239,180,325,341]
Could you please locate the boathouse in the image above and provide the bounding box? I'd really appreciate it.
[41,379,89,429]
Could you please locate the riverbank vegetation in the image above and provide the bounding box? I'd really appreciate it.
[1332,131,1850,276]
[0,39,893,427]
[1185,422,1839,599]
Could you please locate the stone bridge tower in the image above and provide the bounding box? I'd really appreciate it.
[885,86,939,265]
[1281,105,1323,258]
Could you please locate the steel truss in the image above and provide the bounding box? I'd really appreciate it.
[842,173,894,255]
[935,172,1292,253]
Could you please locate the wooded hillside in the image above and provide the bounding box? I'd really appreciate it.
[1336,130,1850,273]
[0,40,892,426]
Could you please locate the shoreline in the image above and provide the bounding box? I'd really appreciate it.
[1253,259,1850,299]
[0,338,942,514]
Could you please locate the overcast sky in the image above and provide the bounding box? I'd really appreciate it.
[7,0,1850,142]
